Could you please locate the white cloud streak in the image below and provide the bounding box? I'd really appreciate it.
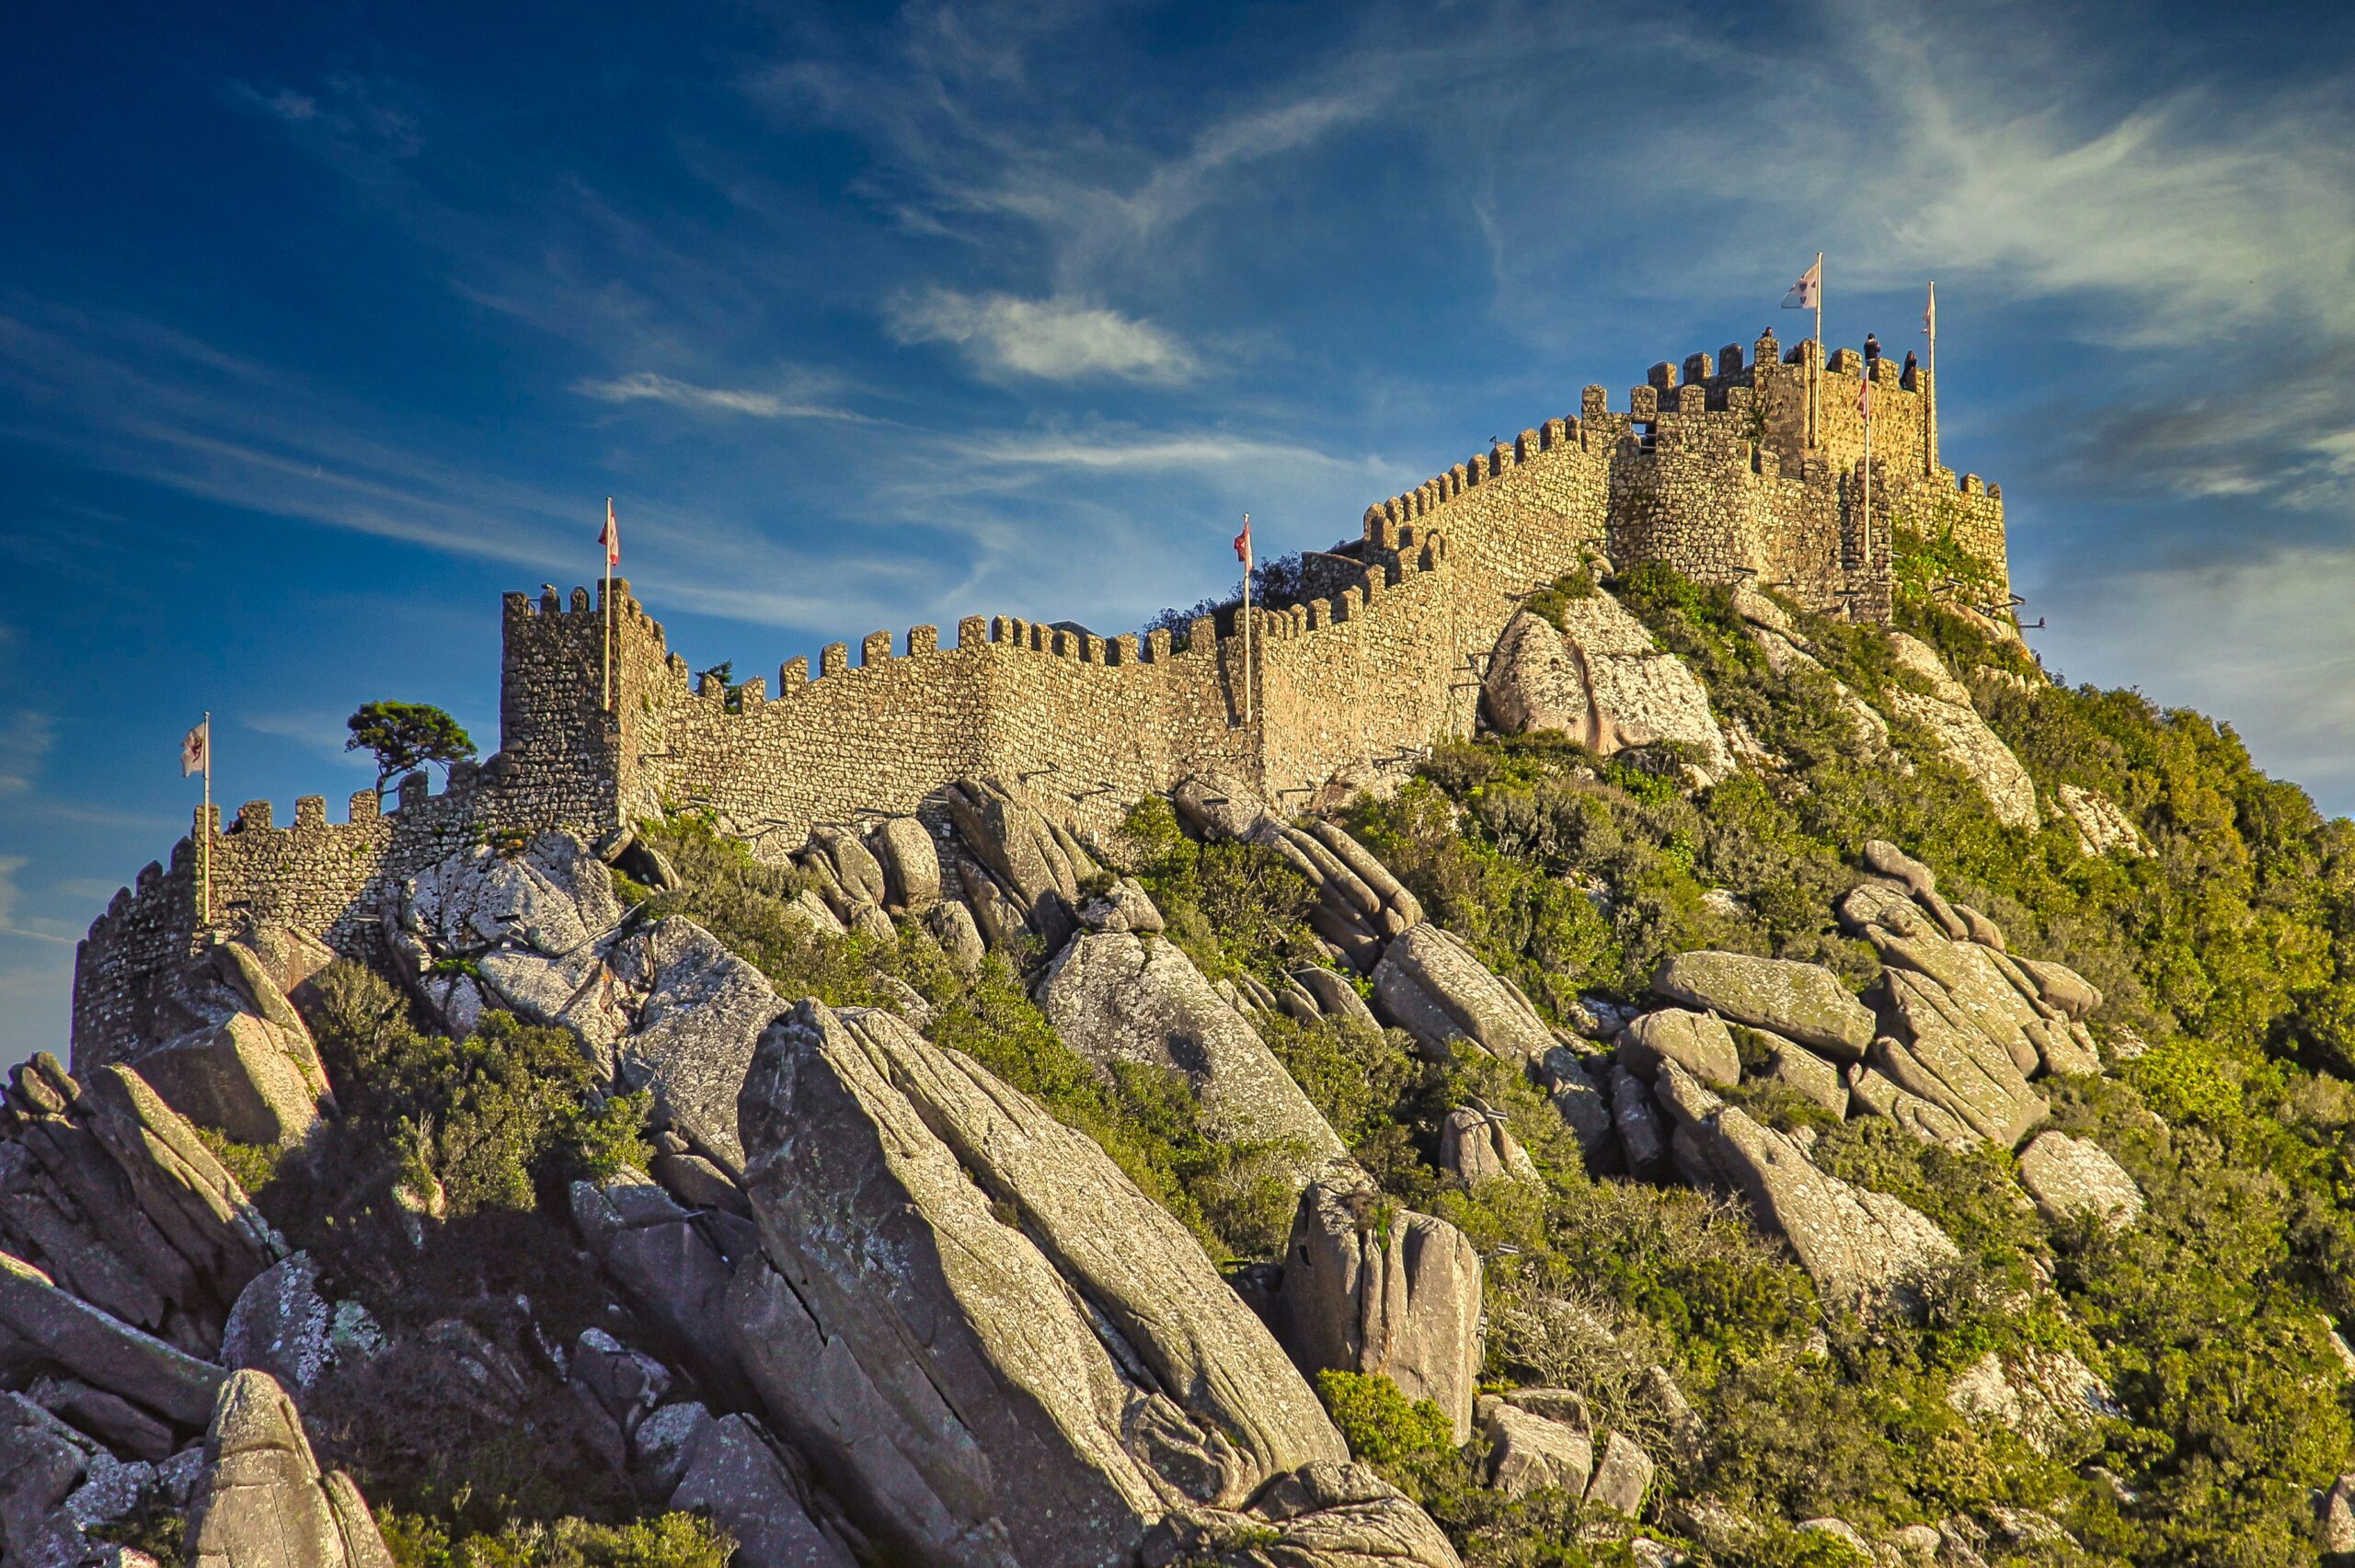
[888,292,1197,383]
[574,372,880,422]
[0,712,52,799]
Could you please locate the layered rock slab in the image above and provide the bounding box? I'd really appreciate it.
[1141,1461,1463,1568]
[78,941,332,1149]
[1651,952,1874,1061]
[1039,932,1347,1185]
[2016,1132,2142,1230]
[1671,1104,1958,1309]
[1275,1173,1484,1444]
[729,999,1359,1568]
[0,1055,282,1358]
[184,1370,393,1568]
[1373,925,1556,1067]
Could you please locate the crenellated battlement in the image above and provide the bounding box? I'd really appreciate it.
[73,338,2008,1062]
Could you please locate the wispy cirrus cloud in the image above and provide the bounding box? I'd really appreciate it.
[888,291,1197,383]
[760,14,1384,296]
[0,712,52,799]
[575,372,881,422]
[0,856,75,944]
[226,74,425,163]
[957,428,1383,475]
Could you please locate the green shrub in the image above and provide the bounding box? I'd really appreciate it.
[1522,563,1600,630]
[383,1513,732,1568]
[193,1126,286,1197]
[1316,1370,1458,1466]
[1111,796,1325,983]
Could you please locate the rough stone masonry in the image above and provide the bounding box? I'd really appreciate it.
[72,339,2011,1062]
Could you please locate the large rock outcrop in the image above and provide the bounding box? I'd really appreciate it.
[1651,952,1875,1062]
[2016,1132,2142,1230]
[1834,846,2099,1146]
[1038,932,1347,1185]
[1274,1173,1484,1443]
[184,1370,393,1568]
[0,1055,282,1359]
[383,833,805,1169]
[1666,1088,1959,1309]
[75,939,333,1149]
[940,777,1102,952]
[727,999,1373,1568]
[1882,634,2037,830]
[387,833,629,1050]
[1480,601,1735,780]
[1373,925,1556,1066]
[609,920,785,1167]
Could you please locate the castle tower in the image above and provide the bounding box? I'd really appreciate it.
[496,579,669,837]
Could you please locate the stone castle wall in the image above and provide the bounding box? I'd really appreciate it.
[70,341,2013,1060]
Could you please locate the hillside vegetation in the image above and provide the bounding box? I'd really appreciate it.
[23,555,2355,1568]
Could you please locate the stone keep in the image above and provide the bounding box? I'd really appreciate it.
[72,339,2008,1063]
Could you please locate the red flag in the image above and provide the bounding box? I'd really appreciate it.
[1856,365,1872,418]
[1232,513,1251,565]
[600,498,621,567]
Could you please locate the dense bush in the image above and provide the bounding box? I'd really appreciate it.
[382,1512,732,1568]
[299,965,649,1219]
[257,959,660,1538]
[1315,566,2355,1562]
[1316,1370,1458,1466]
[1112,795,1326,983]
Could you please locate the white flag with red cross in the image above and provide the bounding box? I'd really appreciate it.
[1782,256,1821,311]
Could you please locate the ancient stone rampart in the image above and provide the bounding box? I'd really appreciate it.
[71,342,2012,1061]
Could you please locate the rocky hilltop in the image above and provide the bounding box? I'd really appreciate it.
[13,550,2355,1568]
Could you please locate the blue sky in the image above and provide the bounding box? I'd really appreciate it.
[5,0,2353,1062]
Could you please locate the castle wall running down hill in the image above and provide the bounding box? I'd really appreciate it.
[71,344,2014,1062]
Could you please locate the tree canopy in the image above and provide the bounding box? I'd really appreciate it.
[346,701,477,800]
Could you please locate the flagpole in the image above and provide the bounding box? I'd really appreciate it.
[200,712,212,926]
[1862,361,1874,611]
[603,498,615,715]
[1811,250,1824,448]
[1240,514,1254,727]
[1925,281,1938,475]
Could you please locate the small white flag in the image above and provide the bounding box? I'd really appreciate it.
[1924,282,1936,339]
[1782,256,1821,311]
[600,498,621,567]
[180,717,209,778]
